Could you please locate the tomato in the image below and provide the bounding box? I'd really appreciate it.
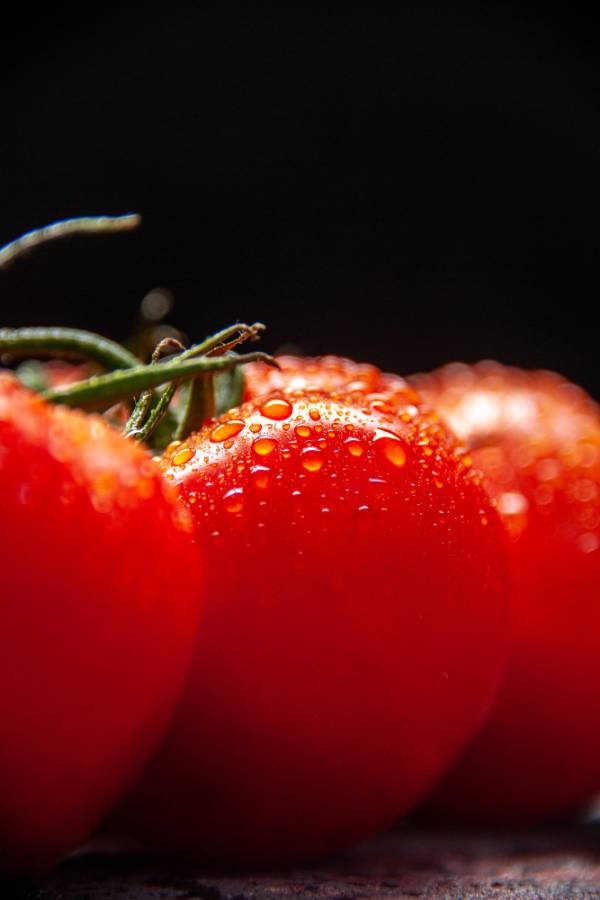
[0,374,202,873]
[411,361,600,823]
[119,388,509,864]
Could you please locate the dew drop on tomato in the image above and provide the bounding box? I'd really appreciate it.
[345,438,364,457]
[252,437,278,456]
[261,398,293,420]
[301,447,324,472]
[222,487,244,513]
[250,465,270,489]
[172,446,195,466]
[211,420,246,443]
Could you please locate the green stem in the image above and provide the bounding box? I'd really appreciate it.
[0,214,141,269]
[43,351,275,412]
[0,327,140,371]
[124,337,185,437]
[126,384,177,444]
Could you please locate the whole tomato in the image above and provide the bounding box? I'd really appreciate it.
[411,361,600,823]
[119,387,509,864]
[0,374,202,873]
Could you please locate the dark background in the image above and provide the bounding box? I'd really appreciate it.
[2,5,599,396]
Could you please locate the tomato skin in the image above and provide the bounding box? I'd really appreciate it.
[0,374,202,873]
[411,362,600,823]
[120,389,509,864]
[244,354,416,401]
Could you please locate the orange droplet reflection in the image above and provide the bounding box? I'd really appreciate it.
[172,447,195,466]
[345,438,364,457]
[253,437,278,456]
[211,420,246,443]
[223,487,244,513]
[301,447,324,472]
[261,397,293,420]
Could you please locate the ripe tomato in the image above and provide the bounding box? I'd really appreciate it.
[119,388,509,864]
[411,361,600,823]
[0,374,202,873]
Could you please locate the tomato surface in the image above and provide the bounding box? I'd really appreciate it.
[244,354,414,402]
[0,374,202,873]
[411,361,600,823]
[120,387,509,863]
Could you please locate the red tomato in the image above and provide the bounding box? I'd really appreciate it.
[119,388,509,864]
[412,361,600,823]
[0,374,202,873]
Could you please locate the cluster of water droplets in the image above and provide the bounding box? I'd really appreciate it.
[159,385,491,545]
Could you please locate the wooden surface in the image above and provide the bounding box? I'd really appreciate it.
[9,823,600,899]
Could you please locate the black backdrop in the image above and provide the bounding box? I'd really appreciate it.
[2,5,599,396]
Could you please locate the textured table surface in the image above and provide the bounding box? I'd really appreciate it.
[10,823,600,900]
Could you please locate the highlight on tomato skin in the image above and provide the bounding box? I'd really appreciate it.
[118,387,510,865]
[244,354,417,402]
[0,374,203,874]
[410,361,600,824]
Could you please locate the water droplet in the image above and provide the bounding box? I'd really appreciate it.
[309,408,321,421]
[222,487,244,513]
[252,437,278,456]
[249,465,270,489]
[371,399,392,414]
[261,397,293,420]
[295,425,311,439]
[223,440,234,450]
[301,447,324,472]
[211,420,246,443]
[166,440,182,454]
[250,422,262,433]
[172,446,195,466]
[374,432,407,468]
[345,438,364,457]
